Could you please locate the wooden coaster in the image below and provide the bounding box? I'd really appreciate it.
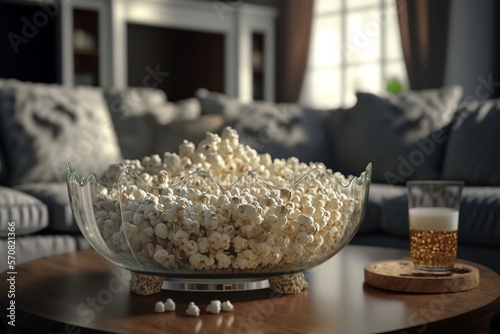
[364,260,479,293]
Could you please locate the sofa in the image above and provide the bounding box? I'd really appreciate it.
[0,79,499,274]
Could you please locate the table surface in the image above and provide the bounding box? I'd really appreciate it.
[1,245,499,334]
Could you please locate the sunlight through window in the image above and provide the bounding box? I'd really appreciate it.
[301,0,407,109]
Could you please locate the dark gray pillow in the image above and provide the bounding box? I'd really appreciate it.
[328,86,463,183]
[442,99,500,186]
[0,80,123,185]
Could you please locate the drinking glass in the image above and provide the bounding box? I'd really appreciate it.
[406,181,463,271]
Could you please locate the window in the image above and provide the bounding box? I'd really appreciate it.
[301,0,407,109]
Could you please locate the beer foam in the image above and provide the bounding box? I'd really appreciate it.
[409,207,458,231]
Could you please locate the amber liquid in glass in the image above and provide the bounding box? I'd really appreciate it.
[410,229,458,270]
[409,207,458,270]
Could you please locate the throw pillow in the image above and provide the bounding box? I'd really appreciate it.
[105,87,201,125]
[328,86,463,184]
[105,86,168,119]
[229,102,335,168]
[442,99,500,186]
[195,88,242,120]
[0,80,123,185]
[195,88,335,167]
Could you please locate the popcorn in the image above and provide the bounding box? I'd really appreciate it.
[186,302,200,317]
[154,249,176,268]
[180,240,199,256]
[208,231,231,251]
[154,223,168,239]
[154,301,165,313]
[215,251,233,269]
[94,127,359,274]
[206,300,222,314]
[164,298,176,311]
[221,300,234,312]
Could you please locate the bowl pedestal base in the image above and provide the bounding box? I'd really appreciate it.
[130,272,270,294]
[129,272,309,294]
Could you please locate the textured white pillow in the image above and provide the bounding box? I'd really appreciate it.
[0,80,123,185]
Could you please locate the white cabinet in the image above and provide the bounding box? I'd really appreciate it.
[112,0,277,101]
[234,4,276,101]
[29,0,276,99]
[61,0,113,87]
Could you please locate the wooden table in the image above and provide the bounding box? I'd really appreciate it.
[1,245,499,334]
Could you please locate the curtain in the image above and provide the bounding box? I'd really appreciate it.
[397,0,451,90]
[276,0,314,103]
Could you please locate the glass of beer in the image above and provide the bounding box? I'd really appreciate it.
[406,181,463,271]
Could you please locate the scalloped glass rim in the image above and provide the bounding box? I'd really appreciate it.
[66,162,372,192]
[66,161,372,278]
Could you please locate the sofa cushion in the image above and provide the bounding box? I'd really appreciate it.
[0,186,49,237]
[358,183,407,234]
[328,86,463,184]
[0,79,123,185]
[380,186,500,246]
[14,183,79,233]
[457,187,500,246]
[442,99,500,186]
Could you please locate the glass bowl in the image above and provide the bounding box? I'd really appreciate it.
[67,162,371,279]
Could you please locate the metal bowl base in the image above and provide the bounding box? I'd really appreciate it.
[161,278,270,292]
